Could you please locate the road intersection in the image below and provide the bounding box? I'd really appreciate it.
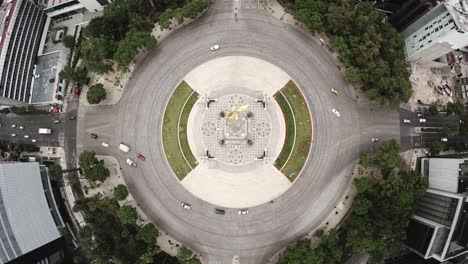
[76,1,401,263]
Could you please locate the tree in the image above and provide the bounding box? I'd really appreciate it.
[352,196,372,215]
[137,223,159,245]
[86,163,110,182]
[117,205,138,224]
[79,151,99,172]
[114,30,157,71]
[446,101,465,116]
[443,122,459,136]
[48,163,63,181]
[428,104,438,116]
[358,152,372,168]
[113,184,129,201]
[87,84,107,104]
[373,139,402,176]
[59,65,87,85]
[63,35,76,49]
[345,67,361,85]
[80,37,115,74]
[177,246,193,262]
[430,142,447,156]
[278,239,326,264]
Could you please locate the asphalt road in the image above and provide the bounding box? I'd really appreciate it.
[400,108,466,150]
[77,1,401,263]
[0,113,65,147]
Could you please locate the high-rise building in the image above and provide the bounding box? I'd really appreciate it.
[405,158,468,262]
[374,0,438,31]
[0,162,65,264]
[40,0,111,18]
[400,0,468,68]
[0,0,48,105]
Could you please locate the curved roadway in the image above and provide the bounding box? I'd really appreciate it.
[77,1,400,263]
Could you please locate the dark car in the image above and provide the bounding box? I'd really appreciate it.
[69,115,76,120]
[137,154,146,161]
[214,208,225,215]
[91,134,98,139]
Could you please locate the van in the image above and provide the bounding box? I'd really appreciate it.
[38,128,52,134]
[119,143,130,153]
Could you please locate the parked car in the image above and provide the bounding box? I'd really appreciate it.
[31,139,37,143]
[54,120,60,124]
[210,44,220,51]
[441,138,448,142]
[69,115,76,120]
[419,119,426,123]
[417,113,423,117]
[403,119,411,123]
[101,142,110,148]
[24,135,29,138]
[126,159,137,167]
[11,124,16,128]
[371,137,379,142]
[238,209,248,215]
[330,88,339,95]
[181,202,191,210]
[137,154,146,161]
[11,133,16,137]
[214,208,225,215]
[91,134,98,139]
[19,126,24,129]
[332,108,341,117]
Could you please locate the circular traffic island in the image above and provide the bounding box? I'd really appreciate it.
[162,56,312,208]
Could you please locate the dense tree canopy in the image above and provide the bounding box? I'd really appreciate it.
[74,195,174,263]
[159,0,213,30]
[48,163,63,181]
[117,205,138,224]
[114,29,157,70]
[295,0,412,107]
[278,140,428,263]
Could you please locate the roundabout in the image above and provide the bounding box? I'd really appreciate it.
[75,1,403,263]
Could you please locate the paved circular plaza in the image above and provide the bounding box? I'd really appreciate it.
[108,2,363,263]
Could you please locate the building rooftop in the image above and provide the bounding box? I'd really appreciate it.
[421,158,468,194]
[0,0,16,57]
[445,0,468,32]
[0,162,61,263]
[31,51,66,104]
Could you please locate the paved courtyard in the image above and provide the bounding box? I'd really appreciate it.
[183,57,290,207]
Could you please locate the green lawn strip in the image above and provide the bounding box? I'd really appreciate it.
[162,81,195,180]
[278,81,312,181]
[179,92,199,169]
[273,92,295,170]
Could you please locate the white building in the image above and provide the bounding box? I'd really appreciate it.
[39,0,111,18]
[401,0,468,67]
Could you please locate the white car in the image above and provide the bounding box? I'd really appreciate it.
[441,138,448,142]
[330,88,339,95]
[332,108,341,117]
[210,44,220,51]
[11,124,16,128]
[419,119,426,123]
[11,134,16,137]
[403,119,411,123]
[238,209,248,215]
[181,202,191,210]
[54,120,60,124]
[31,139,37,143]
[126,158,137,168]
[101,142,110,148]
[417,113,423,117]
[19,126,24,130]
[24,135,29,138]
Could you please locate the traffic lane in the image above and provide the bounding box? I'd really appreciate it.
[0,113,65,146]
